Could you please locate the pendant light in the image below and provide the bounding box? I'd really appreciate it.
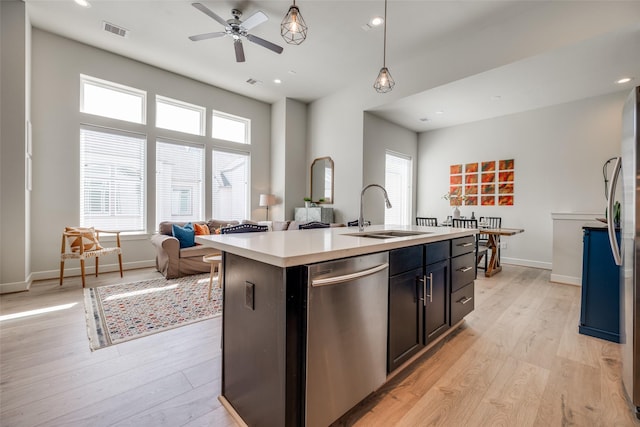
[281,0,308,45]
[373,0,395,93]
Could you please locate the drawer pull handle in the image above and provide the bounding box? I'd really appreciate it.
[458,296,473,305]
[458,242,474,247]
[458,266,473,273]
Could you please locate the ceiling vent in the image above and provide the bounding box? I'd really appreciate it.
[102,21,129,38]
[246,78,262,85]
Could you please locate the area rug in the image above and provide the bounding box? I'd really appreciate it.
[84,273,222,350]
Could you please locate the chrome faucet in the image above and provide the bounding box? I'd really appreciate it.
[359,184,392,231]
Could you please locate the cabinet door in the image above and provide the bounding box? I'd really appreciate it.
[388,267,423,372]
[423,259,450,344]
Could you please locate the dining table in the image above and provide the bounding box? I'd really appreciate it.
[479,227,525,277]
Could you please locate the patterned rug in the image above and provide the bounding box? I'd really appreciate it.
[83,273,222,350]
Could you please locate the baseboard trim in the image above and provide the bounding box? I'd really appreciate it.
[550,274,581,286]
[0,272,33,294]
[501,257,551,270]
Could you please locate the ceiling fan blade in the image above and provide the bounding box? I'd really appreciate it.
[234,39,246,62]
[192,3,229,28]
[240,11,268,31]
[246,34,283,54]
[189,32,226,41]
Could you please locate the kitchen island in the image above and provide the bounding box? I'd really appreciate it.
[196,225,477,427]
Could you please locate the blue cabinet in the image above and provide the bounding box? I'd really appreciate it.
[580,226,620,342]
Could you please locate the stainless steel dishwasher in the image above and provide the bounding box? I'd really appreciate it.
[306,252,389,427]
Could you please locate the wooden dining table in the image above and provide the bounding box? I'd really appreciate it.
[479,227,525,277]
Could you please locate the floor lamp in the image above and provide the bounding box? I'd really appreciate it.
[259,194,276,221]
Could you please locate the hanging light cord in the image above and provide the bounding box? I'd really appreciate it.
[382,0,388,67]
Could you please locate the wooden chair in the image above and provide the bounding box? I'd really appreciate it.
[60,227,123,288]
[451,219,487,278]
[416,217,438,226]
[478,216,502,270]
[299,221,330,229]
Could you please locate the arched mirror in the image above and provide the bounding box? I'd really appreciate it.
[311,157,334,204]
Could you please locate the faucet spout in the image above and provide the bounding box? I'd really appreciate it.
[359,184,393,232]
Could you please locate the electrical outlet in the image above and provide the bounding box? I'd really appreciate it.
[500,241,507,249]
[245,281,255,310]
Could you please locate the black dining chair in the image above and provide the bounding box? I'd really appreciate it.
[451,218,488,278]
[220,224,269,234]
[347,220,371,227]
[416,217,438,226]
[478,216,502,270]
[299,221,330,230]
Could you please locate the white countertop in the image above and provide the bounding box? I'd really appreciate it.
[195,225,476,267]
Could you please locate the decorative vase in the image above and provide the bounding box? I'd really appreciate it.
[305,201,310,208]
[452,206,461,219]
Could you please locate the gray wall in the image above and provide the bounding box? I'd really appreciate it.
[26,29,272,282]
[417,91,626,269]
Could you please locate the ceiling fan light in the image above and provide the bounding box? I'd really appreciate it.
[374,67,395,93]
[281,5,308,45]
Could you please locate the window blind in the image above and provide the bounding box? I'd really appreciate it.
[156,140,204,224]
[80,126,146,232]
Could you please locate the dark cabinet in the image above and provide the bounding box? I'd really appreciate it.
[450,236,475,325]
[388,241,450,372]
[580,226,620,343]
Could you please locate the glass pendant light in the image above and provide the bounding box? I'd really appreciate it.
[374,0,395,93]
[281,0,308,45]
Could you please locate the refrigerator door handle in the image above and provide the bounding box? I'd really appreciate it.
[607,156,622,266]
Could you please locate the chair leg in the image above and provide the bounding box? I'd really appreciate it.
[59,260,65,286]
[217,261,223,289]
[118,253,123,278]
[208,262,215,300]
[80,259,86,288]
[95,257,99,277]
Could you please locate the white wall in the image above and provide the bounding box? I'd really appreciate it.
[363,113,418,225]
[417,91,627,269]
[27,29,272,281]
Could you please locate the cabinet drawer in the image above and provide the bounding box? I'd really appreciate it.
[451,235,475,257]
[451,282,474,325]
[425,240,449,265]
[451,252,475,292]
[389,245,423,276]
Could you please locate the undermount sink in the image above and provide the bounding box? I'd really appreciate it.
[344,230,434,239]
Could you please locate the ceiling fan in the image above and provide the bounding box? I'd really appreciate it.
[188,2,284,63]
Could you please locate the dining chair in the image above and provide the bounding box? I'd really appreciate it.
[220,224,269,234]
[299,221,330,229]
[60,227,123,288]
[451,219,487,277]
[416,217,438,226]
[347,220,371,227]
[478,216,502,270]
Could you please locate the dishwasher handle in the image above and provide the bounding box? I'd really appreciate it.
[311,263,389,287]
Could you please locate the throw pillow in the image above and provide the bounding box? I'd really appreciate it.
[65,226,103,253]
[194,223,210,236]
[172,223,195,248]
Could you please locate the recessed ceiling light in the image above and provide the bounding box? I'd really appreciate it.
[74,0,91,7]
[435,110,444,115]
[370,16,384,27]
[617,77,633,84]
[274,79,282,84]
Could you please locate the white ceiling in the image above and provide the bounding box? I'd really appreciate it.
[25,0,640,132]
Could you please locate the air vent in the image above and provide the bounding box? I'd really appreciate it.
[246,78,262,85]
[102,21,129,38]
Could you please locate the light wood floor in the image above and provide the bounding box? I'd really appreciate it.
[1,265,639,426]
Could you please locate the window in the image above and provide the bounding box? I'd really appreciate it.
[212,111,250,144]
[80,126,145,232]
[80,75,146,124]
[156,96,205,136]
[212,149,249,221]
[156,140,204,223]
[385,151,412,226]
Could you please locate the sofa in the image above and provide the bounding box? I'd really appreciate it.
[150,219,342,279]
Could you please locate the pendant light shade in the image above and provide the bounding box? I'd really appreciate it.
[374,0,394,93]
[281,1,308,45]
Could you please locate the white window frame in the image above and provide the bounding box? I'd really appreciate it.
[155,95,206,136]
[385,150,412,226]
[212,148,251,221]
[80,74,146,124]
[211,110,251,144]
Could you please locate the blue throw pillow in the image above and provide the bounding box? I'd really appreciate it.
[172,223,195,248]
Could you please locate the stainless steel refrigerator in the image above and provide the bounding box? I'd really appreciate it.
[607,85,640,418]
